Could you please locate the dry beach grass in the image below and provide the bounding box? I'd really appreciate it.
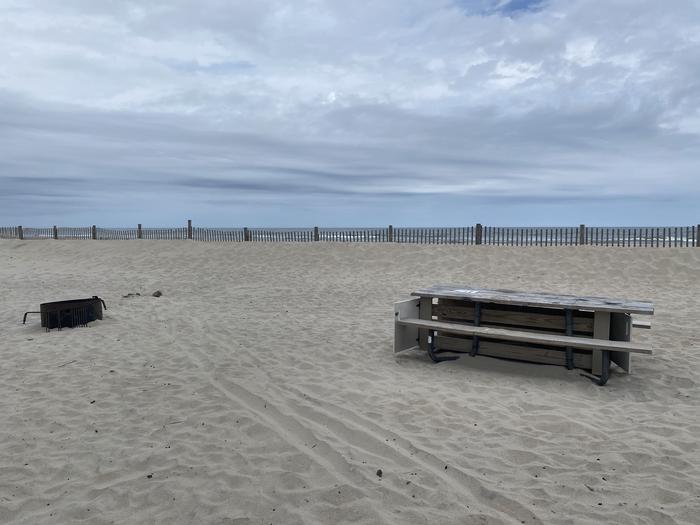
[1,240,699,524]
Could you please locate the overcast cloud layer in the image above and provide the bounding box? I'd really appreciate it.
[1,0,699,226]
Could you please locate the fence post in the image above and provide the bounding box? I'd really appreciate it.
[388,225,393,242]
[137,224,142,239]
[314,226,319,241]
[697,224,700,247]
[475,223,483,245]
[579,224,586,245]
[92,225,97,240]
[244,227,250,241]
[53,225,58,240]
[187,219,193,239]
[17,226,23,240]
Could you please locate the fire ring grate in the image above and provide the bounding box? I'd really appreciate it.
[23,296,107,331]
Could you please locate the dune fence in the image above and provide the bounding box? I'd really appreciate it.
[1,222,698,247]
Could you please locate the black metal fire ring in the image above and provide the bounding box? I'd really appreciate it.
[23,296,107,331]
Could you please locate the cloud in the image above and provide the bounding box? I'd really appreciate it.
[1,0,699,225]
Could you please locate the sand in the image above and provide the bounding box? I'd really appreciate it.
[0,240,699,524]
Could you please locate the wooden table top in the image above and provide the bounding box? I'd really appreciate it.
[411,284,654,315]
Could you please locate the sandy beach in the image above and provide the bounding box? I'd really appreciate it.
[1,240,699,524]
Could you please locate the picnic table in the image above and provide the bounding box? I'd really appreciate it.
[394,285,654,385]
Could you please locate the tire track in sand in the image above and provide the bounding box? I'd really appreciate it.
[257,382,542,525]
[187,329,540,525]
[181,340,462,525]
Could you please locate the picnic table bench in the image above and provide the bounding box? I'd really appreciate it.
[394,285,654,386]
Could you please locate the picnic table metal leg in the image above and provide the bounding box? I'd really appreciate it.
[596,351,611,386]
[470,303,482,357]
[565,309,574,370]
[580,350,611,386]
[427,330,459,363]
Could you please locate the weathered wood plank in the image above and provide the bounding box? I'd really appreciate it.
[610,312,632,373]
[432,301,594,333]
[592,311,611,374]
[394,299,420,353]
[631,319,651,329]
[397,317,652,354]
[418,296,432,352]
[412,284,654,315]
[435,335,593,369]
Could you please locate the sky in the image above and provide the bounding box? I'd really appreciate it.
[1,0,699,227]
